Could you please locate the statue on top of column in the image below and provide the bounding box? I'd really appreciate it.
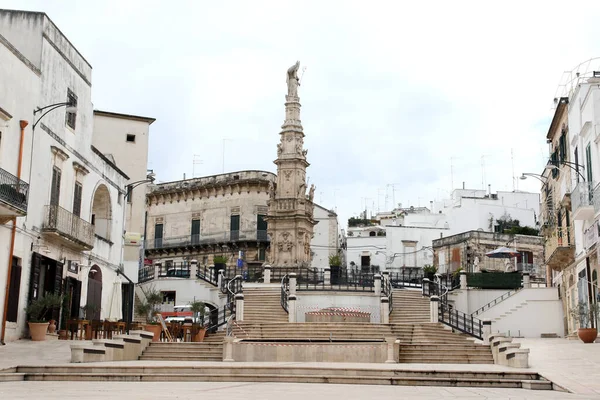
[286,61,300,98]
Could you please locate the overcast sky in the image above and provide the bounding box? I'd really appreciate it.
[4,0,600,228]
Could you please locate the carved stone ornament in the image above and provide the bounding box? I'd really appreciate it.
[283,170,293,180]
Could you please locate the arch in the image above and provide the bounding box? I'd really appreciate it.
[91,183,112,240]
[86,265,103,320]
[369,231,376,237]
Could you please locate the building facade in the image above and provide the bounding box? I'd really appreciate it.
[0,10,129,341]
[311,204,341,269]
[92,110,155,284]
[433,231,545,276]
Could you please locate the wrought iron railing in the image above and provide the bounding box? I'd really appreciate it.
[145,230,269,250]
[545,226,574,263]
[297,268,374,291]
[389,269,424,288]
[42,205,94,249]
[422,276,483,340]
[280,274,289,313]
[382,274,393,314]
[471,289,521,317]
[439,302,484,340]
[138,265,155,283]
[242,265,264,282]
[196,264,219,286]
[225,275,243,312]
[0,167,29,213]
[204,302,233,333]
[157,262,191,278]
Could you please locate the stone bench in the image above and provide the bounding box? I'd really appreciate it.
[71,344,106,363]
[488,334,530,368]
[505,348,530,368]
[490,336,513,363]
[113,334,144,361]
[92,339,125,361]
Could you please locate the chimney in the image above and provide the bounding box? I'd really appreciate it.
[488,184,491,196]
[462,182,465,189]
[183,173,186,180]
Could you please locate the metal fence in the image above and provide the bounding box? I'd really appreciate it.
[145,230,269,250]
[42,205,94,249]
[0,167,29,213]
[138,265,155,283]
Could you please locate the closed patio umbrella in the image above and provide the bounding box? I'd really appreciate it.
[107,280,123,321]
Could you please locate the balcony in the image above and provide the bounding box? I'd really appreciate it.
[571,182,595,220]
[145,230,269,253]
[42,205,94,250]
[0,167,29,224]
[545,227,575,271]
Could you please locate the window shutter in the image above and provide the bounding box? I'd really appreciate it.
[73,183,82,217]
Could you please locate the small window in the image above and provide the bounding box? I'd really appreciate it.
[65,89,77,130]
[126,134,136,143]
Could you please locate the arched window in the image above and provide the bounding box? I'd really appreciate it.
[369,231,376,237]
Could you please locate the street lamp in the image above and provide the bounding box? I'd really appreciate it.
[32,101,77,130]
[125,171,156,201]
[520,173,548,184]
[546,160,586,182]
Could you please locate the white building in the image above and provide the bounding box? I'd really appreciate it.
[92,110,155,284]
[310,204,341,269]
[0,10,131,341]
[345,188,540,273]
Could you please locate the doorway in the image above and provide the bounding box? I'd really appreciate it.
[86,265,102,320]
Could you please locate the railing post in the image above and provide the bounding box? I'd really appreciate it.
[218,269,224,290]
[289,272,297,296]
[324,267,331,285]
[422,278,430,296]
[235,293,244,321]
[374,274,382,297]
[154,262,161,279]
[460,271,467,290]
[380,296,390,324]
[430,296,440,323]
[223,336,234,362]
[522,272,531,289]
[263,265,271,284]
[288,294,297,323]
[190,259,198,279]
[482,319,492,345]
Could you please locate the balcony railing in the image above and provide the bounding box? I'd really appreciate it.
[42,205,94,250]
[572,181,594,219]
[594,185,600,212]
[0,167,29,215]
[145,230,269,250]
[545,226,574,268]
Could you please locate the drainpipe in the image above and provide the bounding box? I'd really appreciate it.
[1,120,28,345]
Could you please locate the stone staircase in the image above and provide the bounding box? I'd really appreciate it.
[0,364,554,389]
[390,289,430,324]
[139,331,224,361]
[242,286,288,323]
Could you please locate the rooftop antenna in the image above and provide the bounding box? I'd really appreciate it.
[511,148,516,192]
[192,155,203,178]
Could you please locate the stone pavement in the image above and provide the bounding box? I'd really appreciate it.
[515,337,600,397]
[1,338,600,399]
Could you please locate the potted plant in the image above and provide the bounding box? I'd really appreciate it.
[25,293,63,341]
[570,301,600,343]
[423,264,437,281]
[135,287,163,342]
[213,255,228,275]
[329,254,342,285]
[190,300,207,342]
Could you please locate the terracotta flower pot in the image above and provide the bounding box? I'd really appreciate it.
[144,324,162,342]
[28,322,49,341]
[192,327,206,342]
[577,328,598,343]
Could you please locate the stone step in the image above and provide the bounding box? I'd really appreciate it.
[144,349,222,355]
[18,365,538,379]
[139,356,222,361]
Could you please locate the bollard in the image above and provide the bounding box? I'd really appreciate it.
[324,267,331,285]
[482,319,492,345]
[263,265,271,284]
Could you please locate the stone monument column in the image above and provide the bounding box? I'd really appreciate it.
[266,61,317,269]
